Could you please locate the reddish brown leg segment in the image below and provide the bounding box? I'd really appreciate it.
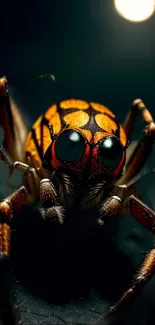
[105,245,155,319]
[0,186,27,325]
[100,196,121,216]
[118,99,155,185]
[100,185,126,221]
[105,194,155,319]
[128,195,155,232]
[0,186,27,257]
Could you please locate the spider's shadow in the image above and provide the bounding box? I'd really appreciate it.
[10,206,134,306]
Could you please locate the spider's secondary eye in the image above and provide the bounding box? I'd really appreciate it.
[55,129,86,162]
[99,136,124,168]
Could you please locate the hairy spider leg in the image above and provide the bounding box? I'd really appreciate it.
[105,192,155,319]
[0,186,27,325]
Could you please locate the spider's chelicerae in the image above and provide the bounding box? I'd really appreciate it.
[0,76,155,324]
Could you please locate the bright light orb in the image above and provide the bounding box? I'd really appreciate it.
[114,0,155,22]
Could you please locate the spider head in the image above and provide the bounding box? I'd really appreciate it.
[43,126,126,183]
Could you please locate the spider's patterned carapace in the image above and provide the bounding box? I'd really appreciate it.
[25,99,127,179]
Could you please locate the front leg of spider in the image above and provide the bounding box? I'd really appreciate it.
[99,185,126,225]
[39,178,65,225]
[0,186,27,325]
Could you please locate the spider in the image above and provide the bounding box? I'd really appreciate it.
[0,75,155,325]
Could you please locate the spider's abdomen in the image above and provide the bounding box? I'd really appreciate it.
[24,99,127,168]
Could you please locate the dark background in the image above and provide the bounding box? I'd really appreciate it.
[0,1,155,324]
[1,0,155,121]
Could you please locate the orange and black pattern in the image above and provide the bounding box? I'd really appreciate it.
[24,99,127,168]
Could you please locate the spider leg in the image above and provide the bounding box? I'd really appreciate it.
[123,99,154,139]
[99,185,126,225]
[0,77,28,162]
[8,157,45,178]
[39,178,65,225]
[105,194,155,320]
[118,99,155,185]
[8,162,31,188]
[9,161,30,175]
[0,185,27,325]
[0,149,41,202]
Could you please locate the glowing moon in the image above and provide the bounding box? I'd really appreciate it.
[114,0,155,22]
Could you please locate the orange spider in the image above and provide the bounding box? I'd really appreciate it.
[0,76,155,324]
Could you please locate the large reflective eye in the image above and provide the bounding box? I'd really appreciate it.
[99,136,124,168]
[55,129,86,162]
